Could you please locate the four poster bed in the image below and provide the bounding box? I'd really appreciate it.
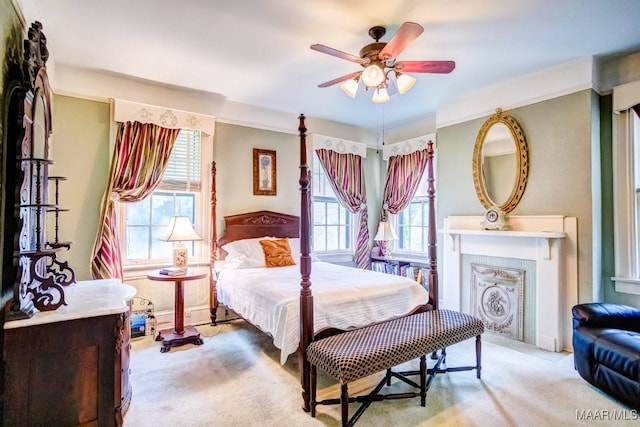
[208,115,441,413]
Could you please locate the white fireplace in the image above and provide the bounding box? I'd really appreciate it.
[440,215,578,352]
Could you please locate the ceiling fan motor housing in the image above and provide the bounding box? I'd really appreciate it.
[359,42,387,65]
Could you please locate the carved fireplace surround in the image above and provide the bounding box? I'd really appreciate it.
[441,215,578,352]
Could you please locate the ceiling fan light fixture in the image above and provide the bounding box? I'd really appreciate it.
[312,22,455,102]
[372,86,390,103]
[361,64,385,87]
[340,77,359,98]
[396,72,416,95]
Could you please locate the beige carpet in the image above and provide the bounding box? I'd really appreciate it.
[123,320,630,427]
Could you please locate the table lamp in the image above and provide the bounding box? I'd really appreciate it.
[161,216,202,269]
[374,221,398,259]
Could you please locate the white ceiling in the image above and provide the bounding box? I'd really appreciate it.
[14,0,640,132]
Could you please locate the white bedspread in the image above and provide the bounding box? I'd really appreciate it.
[216,262,429,364]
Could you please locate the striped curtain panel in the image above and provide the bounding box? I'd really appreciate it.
[90,121,180,279]
[315,149,370,269]
[381,149,429,220]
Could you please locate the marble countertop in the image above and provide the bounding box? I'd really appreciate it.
[4,279,136,329]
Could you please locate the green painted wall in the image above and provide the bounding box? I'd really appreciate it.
[437,90,595,304]
[213,122,301,223]
[599,94,616,302]
[50,95,111,280]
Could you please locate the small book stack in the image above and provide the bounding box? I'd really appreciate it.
[159,267,187,276]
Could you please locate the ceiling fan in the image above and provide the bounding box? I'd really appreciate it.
[310,22,455,103]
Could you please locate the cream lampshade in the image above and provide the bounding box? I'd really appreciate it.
[396,72,416,95]
[361,63,385,87]
[371,86,390,103]
[340,77,359,98]
[161,216,202,268]
[374,221,398,258]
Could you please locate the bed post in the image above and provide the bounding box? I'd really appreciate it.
[209,161,218,324]
[298,114,314,412]
[426,141,438,310]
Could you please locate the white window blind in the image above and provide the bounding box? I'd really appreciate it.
[158,129,201,192]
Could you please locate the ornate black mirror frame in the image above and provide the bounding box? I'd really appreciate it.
[472,108,529,214]
[8,22,75,320]
[1,22,26,307]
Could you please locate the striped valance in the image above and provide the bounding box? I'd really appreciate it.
[113,99,216,136]
[383,134,435,160]
[311,134,367,158]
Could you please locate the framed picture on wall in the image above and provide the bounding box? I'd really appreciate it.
[253,148,277,196]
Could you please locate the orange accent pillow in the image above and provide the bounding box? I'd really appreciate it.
[259,238,296,267]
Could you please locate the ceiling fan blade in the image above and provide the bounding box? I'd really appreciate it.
[318,71,362,88]
[379,22,424,61]
[395,60,456,74]
[310,44,364,64]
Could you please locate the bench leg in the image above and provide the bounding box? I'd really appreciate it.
[310,364,317,417]
[341,383,349,427]
[475,335,482,379]
[420,355,427,406]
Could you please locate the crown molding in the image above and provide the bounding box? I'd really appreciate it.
[436,57,596,128]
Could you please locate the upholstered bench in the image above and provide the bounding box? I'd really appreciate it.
[306,309,484,426]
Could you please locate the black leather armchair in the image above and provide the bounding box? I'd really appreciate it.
[572,303,640,410]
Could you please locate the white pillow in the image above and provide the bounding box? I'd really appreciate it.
[225,254,255,270]
[286,238,321,263]
[213,260,227,273]
[221,236,316,269]
[288,238,301,263]
[221,237,276,269]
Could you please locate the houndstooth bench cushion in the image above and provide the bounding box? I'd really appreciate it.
[306,309,484,384]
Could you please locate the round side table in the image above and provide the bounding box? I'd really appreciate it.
[147,267,208,353]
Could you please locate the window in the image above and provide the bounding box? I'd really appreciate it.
[612,85,640,294]
[396,174,429,253]
[312,152,352,252]
[633,110,640,272]
[124,129,205,266]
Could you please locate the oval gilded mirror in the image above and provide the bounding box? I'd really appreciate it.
[472,108,528,213]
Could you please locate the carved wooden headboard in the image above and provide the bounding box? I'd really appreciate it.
[216,210,300,259]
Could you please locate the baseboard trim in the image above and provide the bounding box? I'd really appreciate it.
[153,305,240,330]
[153,305,212,330]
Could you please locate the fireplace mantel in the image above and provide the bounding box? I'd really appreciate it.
[442,229,567,260]
[440,215,578,352]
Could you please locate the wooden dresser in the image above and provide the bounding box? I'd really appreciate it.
[3,279,136,427]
